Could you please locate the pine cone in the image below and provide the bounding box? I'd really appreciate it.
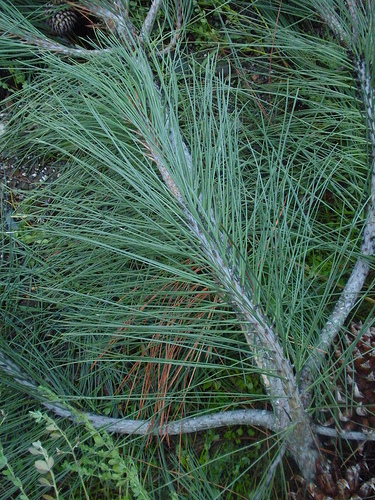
[290,323,375,499]
[332,322,375,433]
[291,460,375,499]
[45,1,78,35]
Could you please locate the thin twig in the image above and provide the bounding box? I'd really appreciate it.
[79,1,137,41]
[156,0,183,56]
[141,0,163,40]
[312,424,375,442]
[253,445,287,500]
[20,35,108,56]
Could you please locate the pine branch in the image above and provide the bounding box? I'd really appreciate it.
[299,1,375,401]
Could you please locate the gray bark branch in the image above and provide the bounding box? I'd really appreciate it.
[299,3,375,402]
